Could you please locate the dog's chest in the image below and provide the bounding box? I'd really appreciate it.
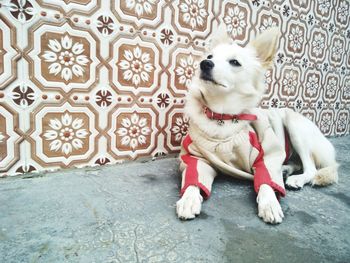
[215,133,253,172]
[189,124,256,173]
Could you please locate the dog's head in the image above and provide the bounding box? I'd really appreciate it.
[193,25,280,113]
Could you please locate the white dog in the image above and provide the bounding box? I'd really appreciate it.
[176,26,338,224]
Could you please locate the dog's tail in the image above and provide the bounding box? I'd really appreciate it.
[310,133,339,186]
[311,163,339,186]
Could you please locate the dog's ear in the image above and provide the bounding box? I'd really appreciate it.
[250,27,280,68]
[208,24,231,50]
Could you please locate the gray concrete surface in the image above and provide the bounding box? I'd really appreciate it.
[0,136,350,263]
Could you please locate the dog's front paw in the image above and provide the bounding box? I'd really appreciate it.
[285,174,306,189]
[176,186,203,220]
[257,184,284,224]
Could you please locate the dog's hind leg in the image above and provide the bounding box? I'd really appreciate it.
[285,145,317,189]
[283,109,338,189]
[176,159,217,220]
[283,111,318,189]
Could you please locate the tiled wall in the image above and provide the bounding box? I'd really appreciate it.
[0,0,349,176]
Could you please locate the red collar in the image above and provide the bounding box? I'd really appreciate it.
[204,107,257,121]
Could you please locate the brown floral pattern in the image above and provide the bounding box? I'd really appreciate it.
[8,0,35,22]
[11,84,35,107]
[156,93,170,109]
[281,68,299,97]
[174,53,200,90]
[96,15,114,36]
[336,111,348,134]
[95,89,113,108]
[116,113,151,151]
[40,33,91,83]
[171,115,189,144]
[120,0,157,20]
[42,112,90,156]
[160,28,174,45]
[304,72,321,100]
[179,0,208,30]
[0,0,349,176]
[16,165,36,174]
[310,29,327,61]
[95,157,111,166]
[224,4,247,39]
[287,24,305,53]
[118,44,155,87]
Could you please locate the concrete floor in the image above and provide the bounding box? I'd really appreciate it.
[0,136,349,263]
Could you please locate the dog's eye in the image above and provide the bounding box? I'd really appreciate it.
[207,55,213,59]
[229,59,241,67]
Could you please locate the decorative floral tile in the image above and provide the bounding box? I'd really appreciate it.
[0,0,349,176]
[107,105,158,159]
[109,36,162,95]
[25,23,101,93]
[28,103,99,167]
[303,70,322,102]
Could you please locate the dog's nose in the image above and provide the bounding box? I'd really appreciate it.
[200,59,214,71]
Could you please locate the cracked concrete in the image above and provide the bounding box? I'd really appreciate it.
[0,136,349,263]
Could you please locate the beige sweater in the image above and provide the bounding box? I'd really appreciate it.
[179,110,287,199]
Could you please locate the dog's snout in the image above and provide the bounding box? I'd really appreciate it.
[200,59,214,72]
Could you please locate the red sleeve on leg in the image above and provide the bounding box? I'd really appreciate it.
[180,135,211,199]
[180,154,211,199]
[249,132,286,197]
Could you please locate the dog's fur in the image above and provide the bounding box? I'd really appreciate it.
[176,26,338,224]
